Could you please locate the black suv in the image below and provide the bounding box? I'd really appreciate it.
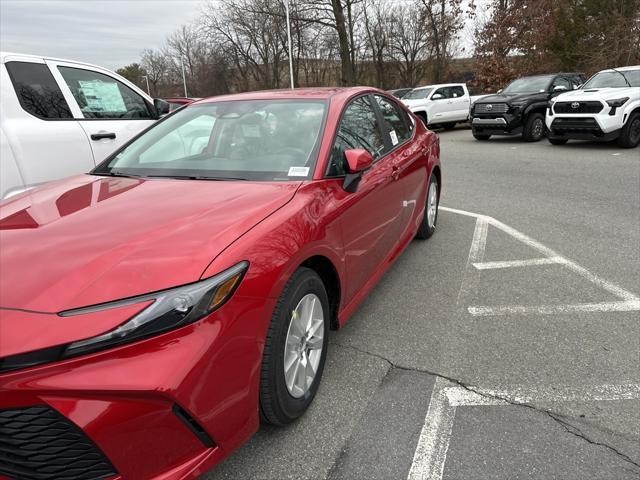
[470,73,586,141]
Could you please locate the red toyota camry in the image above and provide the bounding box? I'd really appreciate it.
[0,87,441,480]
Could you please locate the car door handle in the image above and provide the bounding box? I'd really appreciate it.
[91,132,116,141]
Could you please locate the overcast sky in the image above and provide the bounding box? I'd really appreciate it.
[1,0,205,70]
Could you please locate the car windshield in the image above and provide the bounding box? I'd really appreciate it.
[94,100,326,181]
[582,69,640,88]
[404,88,433,100]
[502,76,553,94]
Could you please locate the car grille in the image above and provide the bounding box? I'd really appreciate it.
[554,101,603,114]
[550,118,603,134]
[474,103,509,114]
[0,406,117,480]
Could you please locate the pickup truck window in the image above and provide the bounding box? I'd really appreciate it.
[450,86,465,98]
[582,70,640,88]
[5,62,73,119]
[551,77,571,91]
[374,95,411,145]
[432,87,451,100]
[58,66,152,120]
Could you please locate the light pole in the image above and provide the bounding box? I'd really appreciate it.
[180,56,188,98]
[142,75,150,95]
[284,0,294,89]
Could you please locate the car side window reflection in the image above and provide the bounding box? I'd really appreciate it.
[432,87,450,100]
[374,95,411,146]
[327,96,384,177]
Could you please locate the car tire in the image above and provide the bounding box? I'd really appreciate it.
[617,112,640,148]
[523,113,546,142]
[473,133,491,140]
[415,174,439,240]
[548,137,568,145]
[416,112,428,127]
[259,267,329,426]
[443,122,456,130]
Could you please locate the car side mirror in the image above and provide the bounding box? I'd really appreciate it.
[553,85,568,93]
[154,98,170,117]
[497,89,503,94]
[343,149,373,193]
[432,94,444,100]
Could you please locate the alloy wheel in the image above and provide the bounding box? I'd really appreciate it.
[283,293,325,398]
[427,180,438,228]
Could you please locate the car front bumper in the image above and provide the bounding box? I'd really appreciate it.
[545,107,627,141]
[0,295,272,480]
[470,112,524,136]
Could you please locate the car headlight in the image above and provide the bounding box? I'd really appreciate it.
[0,262,248,373]
[510,102,526,112]
[606,97,629,107]
[63,261,249,356]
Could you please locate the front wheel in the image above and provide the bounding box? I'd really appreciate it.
[548,137,568,145]
[259,268,329,426]
[617,113,640,148]
[416,174,439,240]
[523,113,546,142]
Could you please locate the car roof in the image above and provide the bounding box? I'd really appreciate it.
[412,83,464,90]
[598,65,640,72]
[1,51,107,71]
[196,86,381,104]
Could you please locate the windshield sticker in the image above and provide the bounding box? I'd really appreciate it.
[389,130,399,145]
[288,166,310,177]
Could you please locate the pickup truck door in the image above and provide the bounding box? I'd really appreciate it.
[1,58,94,198]
[450,85,471,122]
[48,60,157,164]
[428,87,454,123]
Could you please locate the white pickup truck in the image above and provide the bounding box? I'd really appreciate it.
[0,52,170,199]
[546,65,640,148]
[402,83,471,129]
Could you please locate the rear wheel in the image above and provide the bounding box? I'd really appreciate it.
[259,268,329,426]
[548,137,568,145]
[473,133,491,140]
[416,174,439,240]
[617,112,640,148]
[416,112,428,127]
[523,112,546,142]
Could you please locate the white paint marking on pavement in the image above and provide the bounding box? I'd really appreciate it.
[473,257,565,270]
[455,216,488,306]
[468,300,640,317]
[407,378,456,480]
[446,383,640,407]
[408,381,640,480]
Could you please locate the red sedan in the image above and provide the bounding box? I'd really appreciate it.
[0,87,441,480]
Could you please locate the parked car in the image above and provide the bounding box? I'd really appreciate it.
[0,51,170,199]
[164,96,201,111]
[0,87,441,480]
[470,73,585,141]
[387,88,413,99]
[547,65,640,148]
[402,83,471,129]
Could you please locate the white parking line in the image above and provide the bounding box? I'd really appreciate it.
[440,206,640,315]
[407,380,640,480]
[473,257,565,270]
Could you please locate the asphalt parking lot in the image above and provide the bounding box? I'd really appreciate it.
[204,128,639,480]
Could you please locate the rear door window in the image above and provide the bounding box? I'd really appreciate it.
[58,67,152,119]
[451,86,465,98]
[5,61,73,119]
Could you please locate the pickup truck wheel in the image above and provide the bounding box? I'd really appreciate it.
[523,113,546,142]
[415,174,439,240]
[415,112,428,127]
[473,133,491,140]
[617,113,640,148]
[548,137,568,145]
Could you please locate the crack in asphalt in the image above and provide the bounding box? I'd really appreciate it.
[331,340,640,472]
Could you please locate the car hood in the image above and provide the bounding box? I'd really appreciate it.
[474,92,546,104]
[554,87,638,102]
[0,175,299,312]
[403,99,431,109]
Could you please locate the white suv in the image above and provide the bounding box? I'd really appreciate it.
[546,65,640,148]
[1,52,169,199]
